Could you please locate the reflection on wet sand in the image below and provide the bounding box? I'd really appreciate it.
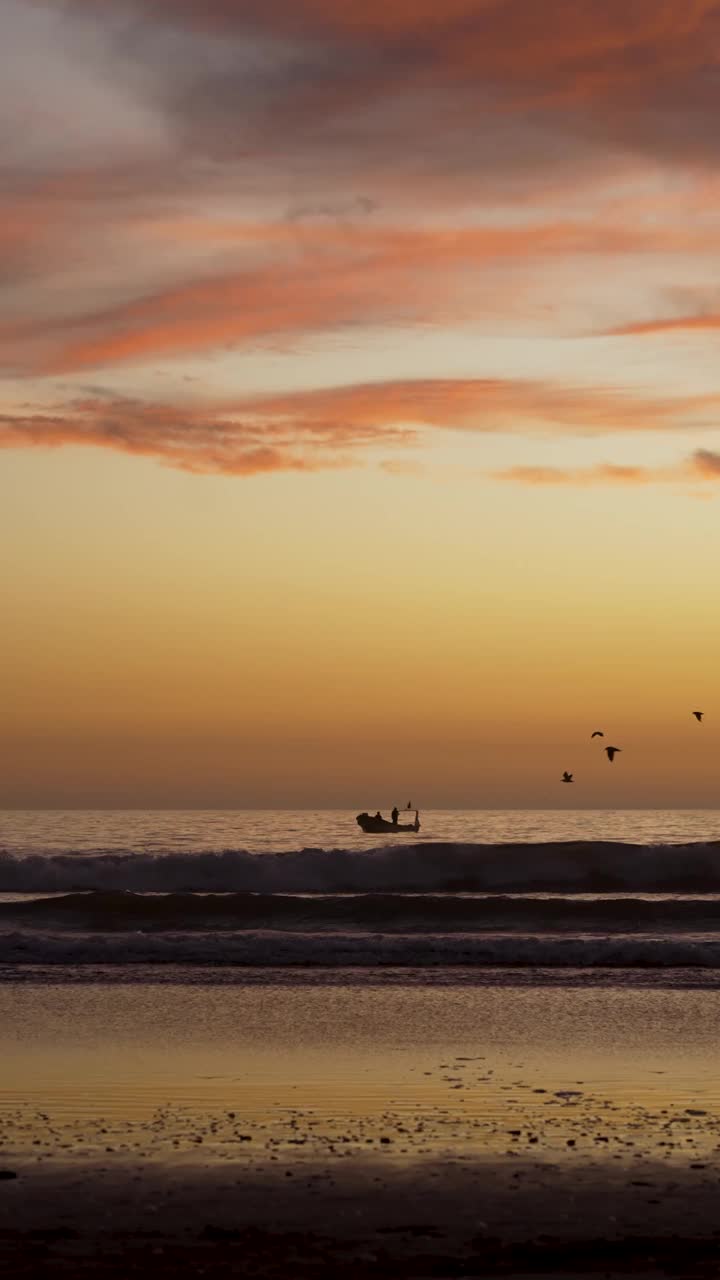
[4,978,720,1275]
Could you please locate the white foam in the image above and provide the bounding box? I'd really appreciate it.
[2,841,720,894]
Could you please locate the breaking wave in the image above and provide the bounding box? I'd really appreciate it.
[6,840,720,969]
[3,841,720,895]
[3,890,720,933]
[3,930,720,968]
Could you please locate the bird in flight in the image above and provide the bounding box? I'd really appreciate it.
[605,746,621,762]
[591,730,604,738]
[692,711,704,722]
[561,771,574,783]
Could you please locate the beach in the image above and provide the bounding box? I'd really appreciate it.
[4,810,720,1274]
[4,969,720,1275]
[7,0,720,1259]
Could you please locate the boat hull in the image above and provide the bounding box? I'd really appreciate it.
[355,813,420,834]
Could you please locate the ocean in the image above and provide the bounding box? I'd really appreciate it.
[2,809,720,973]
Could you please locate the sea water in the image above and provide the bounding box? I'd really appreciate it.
[1,810,720,972]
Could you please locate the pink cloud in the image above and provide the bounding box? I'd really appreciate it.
[2,379,718,477]
[0,395,416,476]
[492,450,720,487]
[610,312,720,337]
[4,214,720,375]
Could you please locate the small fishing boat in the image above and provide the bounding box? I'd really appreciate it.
[356,811,420,834]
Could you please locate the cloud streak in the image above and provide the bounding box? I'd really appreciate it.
[610,312,720,337]
[243,378,718,435]
[0,395,421,476]
[6,215,720,375]
[492,450,720,488]
[2,379,718,477]
[3,0,720,486]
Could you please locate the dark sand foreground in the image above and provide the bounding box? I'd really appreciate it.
[3,971,720,1275]
[3,1153,720,1277]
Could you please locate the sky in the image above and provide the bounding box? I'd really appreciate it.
[2,0,720,808]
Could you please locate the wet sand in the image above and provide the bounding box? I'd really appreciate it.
[2,972,720,1275]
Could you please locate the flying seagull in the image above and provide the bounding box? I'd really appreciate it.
[692,711,704,722]
[591,730,604,738]
[561,771,574,783]
[605,746,621,762]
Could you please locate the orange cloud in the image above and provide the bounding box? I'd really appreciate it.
[5,2,720,387]
[492,463,662,486]
[241,377,718,436]
[0,396,416,476]
[6,214,719,375]
[492,450,720,487]
[2,380,717,477]
[693,448,720,476]
[610,312,720,337]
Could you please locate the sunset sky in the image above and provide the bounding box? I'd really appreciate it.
[2,0,720,807]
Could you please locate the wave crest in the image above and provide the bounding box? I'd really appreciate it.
[3,930,720,968]
[4,890,720,933]
[3,840,720,895]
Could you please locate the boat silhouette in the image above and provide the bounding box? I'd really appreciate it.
[356,810,420,833]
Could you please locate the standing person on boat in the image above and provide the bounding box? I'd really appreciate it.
[391,806,399,826]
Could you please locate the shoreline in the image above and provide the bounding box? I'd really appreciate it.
[2,962,720,988]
